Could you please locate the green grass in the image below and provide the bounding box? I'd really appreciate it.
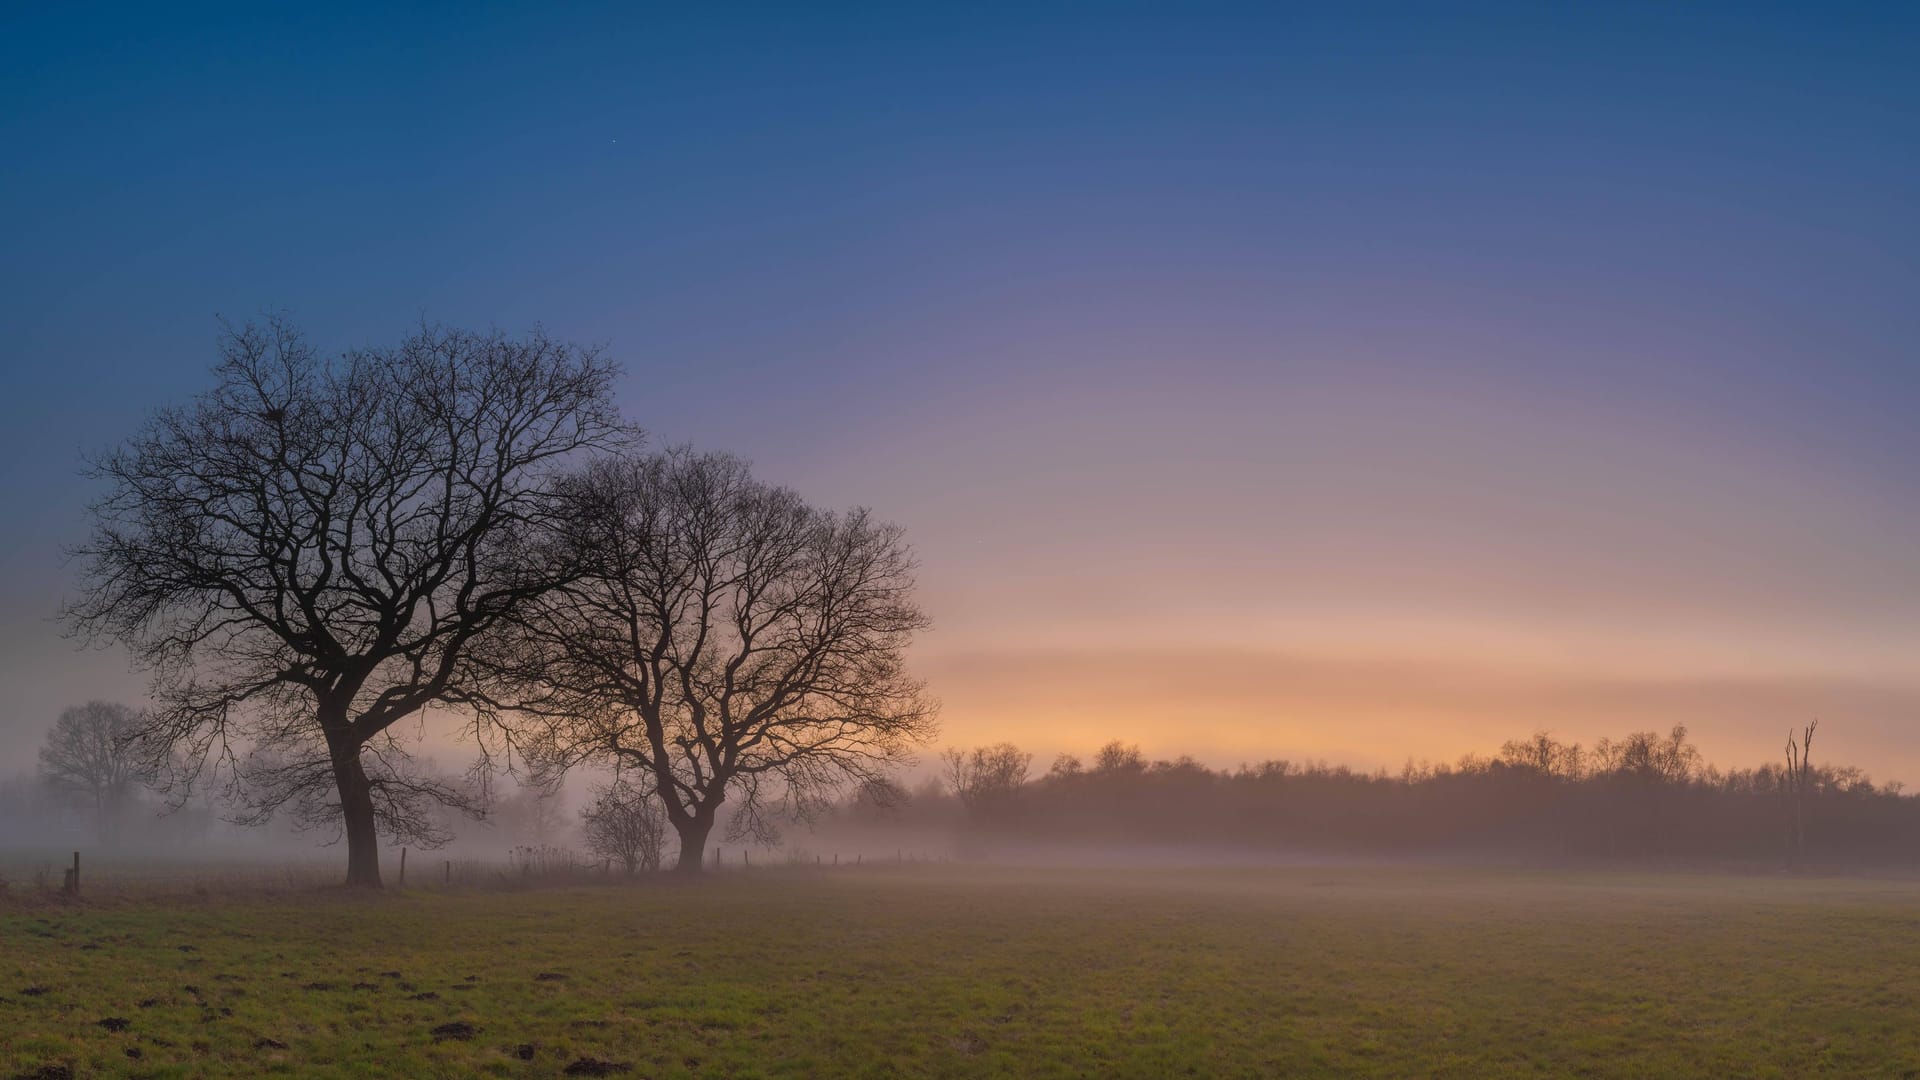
[4,864,1920,1077]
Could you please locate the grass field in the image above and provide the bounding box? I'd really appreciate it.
[4,863,1920,1077]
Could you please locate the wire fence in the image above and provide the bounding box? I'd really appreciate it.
[0,843,949,908]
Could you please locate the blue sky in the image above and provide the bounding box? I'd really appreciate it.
[3,3,1918,772]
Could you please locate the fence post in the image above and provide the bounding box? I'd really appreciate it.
[744,850,750,868]
[63,851,80,897]
[713,846,720,870]
[445,860,451,886]
[398,847,407,888]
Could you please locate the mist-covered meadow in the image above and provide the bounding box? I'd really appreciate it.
[9,864,1920,1078]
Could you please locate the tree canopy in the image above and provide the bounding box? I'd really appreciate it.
[66,318,632,885]
[490,448,936,872]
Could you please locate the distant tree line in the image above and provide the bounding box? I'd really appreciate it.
[912,725,1920,866]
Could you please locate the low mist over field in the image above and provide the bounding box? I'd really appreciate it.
[5,3,1920,1077]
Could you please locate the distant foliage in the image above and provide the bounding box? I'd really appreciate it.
[37,701,157,844]
[493,780,570,847]
[922,726,1920,865]
[1093,741,1146,775]
[941,743,1032,817]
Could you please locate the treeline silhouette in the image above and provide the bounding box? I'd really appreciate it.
[878,725,1920,866]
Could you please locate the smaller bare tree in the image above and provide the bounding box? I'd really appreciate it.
[580,778,668,873]
[942,743,1032,816]
[1093,740,1146,775]
[495,448,936,873]
[38,702,156,844]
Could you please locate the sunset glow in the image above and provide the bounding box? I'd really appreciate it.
[4,5,1917,779]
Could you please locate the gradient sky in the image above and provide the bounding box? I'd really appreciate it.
[3,4,1918,779]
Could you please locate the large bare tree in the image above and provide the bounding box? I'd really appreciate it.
[495,448,935,872]
[38,701,156,844]
[64,317,631,886]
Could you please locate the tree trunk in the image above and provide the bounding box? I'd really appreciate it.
[673,815,714,875]
[331,743,382,888]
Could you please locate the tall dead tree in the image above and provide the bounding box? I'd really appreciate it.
[491,448,936,873]
[1784,719,1817,858]
[64,317,631,886]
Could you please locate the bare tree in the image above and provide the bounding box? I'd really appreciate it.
[494,448,936,873]
[580,778,668,873]
[38,701,156,844]
[1591,725,1700,783]
[942,743,1032,816]
[1785,719,1817,858]
[64,318,631,886]
[1093,740,1145,775]
[1498,731,1585,779]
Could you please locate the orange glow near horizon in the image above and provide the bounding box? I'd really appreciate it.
[4,5,1917,785]
[790,371,1920,786]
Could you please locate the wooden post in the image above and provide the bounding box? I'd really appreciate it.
[398,847,407,887]
[64,851,79,898]
[713,846,720,870]
[744,850,750,868]
[445,860,451,886]
[856,853,862,866]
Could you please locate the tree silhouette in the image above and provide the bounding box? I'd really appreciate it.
[872,725,1920,866]
[942,743,1032,817]
[65,317,630,886]
[493,448,935,872]
[37,701,155,844]
[1785,719,1817,858]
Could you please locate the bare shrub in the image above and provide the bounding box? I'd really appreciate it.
[579,780,667,874]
